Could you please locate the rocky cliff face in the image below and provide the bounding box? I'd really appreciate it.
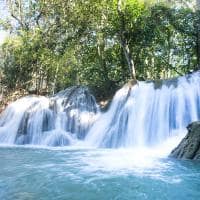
[170,121,200,160]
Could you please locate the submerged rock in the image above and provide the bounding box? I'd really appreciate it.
[170,121,200,160]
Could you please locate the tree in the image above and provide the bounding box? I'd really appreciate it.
[0,0,199,100]
[117,0,136,80]
[196,0,200,67]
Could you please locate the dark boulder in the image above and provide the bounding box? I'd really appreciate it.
[170,121,200,160]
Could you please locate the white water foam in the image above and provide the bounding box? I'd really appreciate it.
[0,72,199,151]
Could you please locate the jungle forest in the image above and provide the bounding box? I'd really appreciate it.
[0,0,200,101]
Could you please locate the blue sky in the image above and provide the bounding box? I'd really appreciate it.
[0,0,9,44]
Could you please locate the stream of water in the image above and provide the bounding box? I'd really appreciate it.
[0,146,200,200]
[0,72,200,199]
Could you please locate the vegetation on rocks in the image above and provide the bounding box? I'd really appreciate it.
[0,0,200,106]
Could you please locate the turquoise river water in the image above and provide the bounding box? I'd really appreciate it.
[0,146,200,200]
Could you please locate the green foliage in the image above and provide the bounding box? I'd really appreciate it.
[0,0,199,99]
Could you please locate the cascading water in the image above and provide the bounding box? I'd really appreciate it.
[0,72,200,148]
[0,86,98,146]
[1,73,200,200]
[85,71,200,148]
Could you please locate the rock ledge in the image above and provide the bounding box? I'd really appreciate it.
[170,121,200,160]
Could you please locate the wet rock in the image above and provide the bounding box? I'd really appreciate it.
[170,121,200,160]
[54,86,98,139]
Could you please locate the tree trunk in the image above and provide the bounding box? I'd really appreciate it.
[117,0,136,80]
[97,34,107,80]
[97,20,107,81]
[7,0,29,30]
[52,64,59,95]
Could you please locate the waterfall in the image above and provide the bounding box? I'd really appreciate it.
[0,86,98,146]
[0,72,200,148]
[85,71,200,148]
